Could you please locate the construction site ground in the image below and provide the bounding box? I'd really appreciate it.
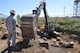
[0,23,80,53]
[0,31,80,53]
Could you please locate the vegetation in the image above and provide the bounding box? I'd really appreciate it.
[16,15,21,24]
[0,18,6,23]
[38,17,54,25]
[0,18,6,21]
[38,17,80,34]
[55,18,80,32]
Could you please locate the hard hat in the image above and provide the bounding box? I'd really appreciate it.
[10,9,15,14]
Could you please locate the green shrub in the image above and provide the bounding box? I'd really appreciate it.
[39,17,80,33]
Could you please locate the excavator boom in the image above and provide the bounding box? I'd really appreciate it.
[20,0,54,40]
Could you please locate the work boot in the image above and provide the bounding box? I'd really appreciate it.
[8,42,11,53]
[8,42,10,49]
[12,46,18,51]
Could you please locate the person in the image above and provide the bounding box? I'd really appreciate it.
[6,9,20,51]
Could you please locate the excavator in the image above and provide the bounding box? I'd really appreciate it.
[20,0,54,41]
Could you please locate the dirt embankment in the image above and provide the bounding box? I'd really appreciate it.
[0,21,8,39]
[55,27,80,43]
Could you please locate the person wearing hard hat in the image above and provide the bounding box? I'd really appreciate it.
[6,9,20,51]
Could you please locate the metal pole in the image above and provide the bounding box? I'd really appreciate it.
[63,6,65,17]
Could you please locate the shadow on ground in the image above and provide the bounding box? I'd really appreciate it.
[1,39,32,53]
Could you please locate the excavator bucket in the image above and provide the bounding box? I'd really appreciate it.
[20,14,37,40]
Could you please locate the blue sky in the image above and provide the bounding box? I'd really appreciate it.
[0,0,74,17]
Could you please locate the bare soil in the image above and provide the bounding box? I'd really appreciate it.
[0,22,80,53]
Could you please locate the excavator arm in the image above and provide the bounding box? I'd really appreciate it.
[20,0,54,40]
[32,0,48,32]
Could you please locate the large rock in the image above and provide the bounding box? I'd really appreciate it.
[60,42,74,48]
[1,34,7,39]
[39,39,49,49]
[1,27,7,34]
[0,27,8,39]
[64,42,74,48]
[0,31,3,39]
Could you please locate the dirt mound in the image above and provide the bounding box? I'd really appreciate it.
[0,22,8,39]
